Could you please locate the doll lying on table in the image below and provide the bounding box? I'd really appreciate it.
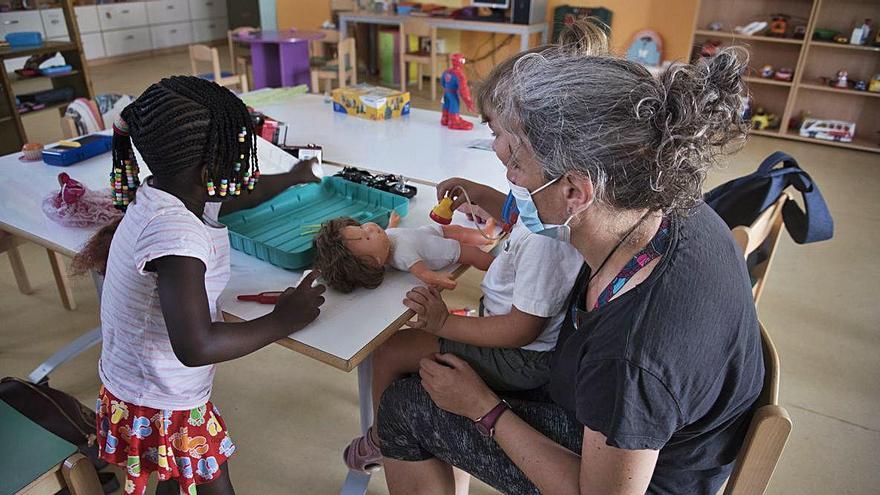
[313,211,495,293]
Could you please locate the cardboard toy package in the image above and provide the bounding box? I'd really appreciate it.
[331,84,411,121]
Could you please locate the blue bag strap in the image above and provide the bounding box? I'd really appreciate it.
[781,169,834,244]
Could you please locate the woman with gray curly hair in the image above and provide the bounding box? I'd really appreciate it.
[376,22,765,495]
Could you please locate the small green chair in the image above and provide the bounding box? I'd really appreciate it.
[0,400,102,495]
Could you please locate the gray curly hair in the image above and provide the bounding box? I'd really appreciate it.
[478,21,748,213]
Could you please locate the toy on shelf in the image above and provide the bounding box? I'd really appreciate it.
[760,65,775,78]
[850,19,872,46]
[869,75,880,93]
[833,34,849,44]
[793,25,807,39]
[800,119,855,143]
[708,21,724,31]
[735,21,768,36]
[626,30,663,67]
[750,108,779,131]
[699,39,722,58]
[788,110,811,131]
[774,68,793,82]
[740,96,752,120]
[440,53,475,131]
[312,211,495,292]
[832,70,849,89]
[333,167,417,199]
[768,15,788,37]
[812,28,838,41]
[19,143,43,161]
[854,80,867,91]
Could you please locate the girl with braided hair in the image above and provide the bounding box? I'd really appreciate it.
[74,76,325,495]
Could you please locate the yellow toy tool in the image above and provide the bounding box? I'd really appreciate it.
[430,197,454,225]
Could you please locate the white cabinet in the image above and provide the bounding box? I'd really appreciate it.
[82,32,106,59]
[103,27,152,57]
[191,17,227,43]
[41,9,68,39]
[75,6,101,34]
[98,2,148,31]
[147,0,191,26]
[151,21,192,49]
[188,0,226,21]
[0,10,44,37]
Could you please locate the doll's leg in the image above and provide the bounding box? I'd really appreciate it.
[458,245,494,271]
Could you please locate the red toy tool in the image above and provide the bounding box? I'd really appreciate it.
[236,291,282,304]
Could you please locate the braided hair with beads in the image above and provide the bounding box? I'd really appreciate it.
[110,75,259,209]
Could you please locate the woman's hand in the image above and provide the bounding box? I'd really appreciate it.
[437,177,487,212]
[403,286,449,334]
[419,353,500,420]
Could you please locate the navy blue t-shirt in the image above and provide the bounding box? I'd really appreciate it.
[550,203,764,494]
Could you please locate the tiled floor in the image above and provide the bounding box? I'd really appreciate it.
[2,48,878,494]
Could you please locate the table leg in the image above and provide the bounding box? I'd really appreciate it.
[280,41,312,88]
[340,18,348,39]
[340,355,373,495]
[520,33,529,52]
[250,43,281,90]
[542,27,549,45]
[27,272,103,384]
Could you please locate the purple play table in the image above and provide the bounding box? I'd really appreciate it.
[233,30,325,90]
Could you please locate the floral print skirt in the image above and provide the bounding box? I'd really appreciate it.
[95,385,236,495]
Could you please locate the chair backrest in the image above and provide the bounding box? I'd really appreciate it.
[337,37,356,79]
[400,17,435,42]
[228,26,257,69]
[723,322,792,494]
[189,43,222,80]
[731,192,791,305]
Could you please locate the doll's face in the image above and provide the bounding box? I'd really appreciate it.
[342,222,392,266]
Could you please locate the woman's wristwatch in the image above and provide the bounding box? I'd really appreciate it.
[473,400,511,438]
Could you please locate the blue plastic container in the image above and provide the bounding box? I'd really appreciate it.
[42,134,113,167]
[220,177,410,269]
[5,32,43,47]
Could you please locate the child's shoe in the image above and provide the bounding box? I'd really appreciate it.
[344,427,383,473]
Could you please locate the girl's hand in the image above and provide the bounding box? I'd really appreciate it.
[403,286,449,334]
[290,157,322,184]
[419,353,500,420]
[271,270,326,335]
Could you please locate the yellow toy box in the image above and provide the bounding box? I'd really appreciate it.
[331,84,411,121]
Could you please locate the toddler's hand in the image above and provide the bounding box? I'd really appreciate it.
[403,286,449,334]
[271,270,326,335]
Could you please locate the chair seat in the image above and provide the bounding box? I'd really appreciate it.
[0,400,77,492]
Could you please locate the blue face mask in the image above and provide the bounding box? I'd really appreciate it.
[507,177,578,242]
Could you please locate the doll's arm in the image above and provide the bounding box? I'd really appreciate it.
[441,217,496,246]
[409,261,456,290]
[389,211,401,228]
[458,244,494,271]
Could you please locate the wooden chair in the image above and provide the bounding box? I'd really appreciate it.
[0,400,103,494]
[189,44,249,93]
[722,322,793,494]
[731,192,791,305]
[399,17,438,101]
[227,27,258,89]
[1,230,76,311]
[310,37,357,94]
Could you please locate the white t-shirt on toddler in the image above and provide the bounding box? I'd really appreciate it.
[98,181,230,411]
[481,223,584,352]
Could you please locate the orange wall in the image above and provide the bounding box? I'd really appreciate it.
[276,0,699,79]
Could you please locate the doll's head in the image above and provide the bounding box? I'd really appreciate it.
[313,217,390,293]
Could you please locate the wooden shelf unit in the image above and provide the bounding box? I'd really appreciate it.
[0,0,94,155]
[691,0,880,154]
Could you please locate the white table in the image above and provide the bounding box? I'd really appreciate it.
[257,94,508,192]
[338,11,550,52]
[0,134,492,495]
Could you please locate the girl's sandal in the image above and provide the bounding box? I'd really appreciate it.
[343,427,383,473]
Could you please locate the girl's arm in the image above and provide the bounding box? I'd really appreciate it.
[220,158,321,215]
[152,256,325,366]
[403,286,546,348]
[420,354,659,495]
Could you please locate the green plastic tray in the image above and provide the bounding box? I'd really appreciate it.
[220,177,410,269]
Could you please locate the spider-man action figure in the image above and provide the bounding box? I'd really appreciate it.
[440,53,475,131]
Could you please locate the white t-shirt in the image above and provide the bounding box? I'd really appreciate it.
[386,225,461,272]
[481,223,584,352]
[98,181,230,411]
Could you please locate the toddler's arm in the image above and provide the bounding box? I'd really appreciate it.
[152,256,324,366]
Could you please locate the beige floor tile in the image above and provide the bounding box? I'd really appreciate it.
[2,49,878,494]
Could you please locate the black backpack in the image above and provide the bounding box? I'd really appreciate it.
[705,151,833,245]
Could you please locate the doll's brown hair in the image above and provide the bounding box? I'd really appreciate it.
[312,217,385,293]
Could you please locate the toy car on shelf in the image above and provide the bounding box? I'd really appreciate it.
[333,167,417,199]
[774,68,793,81]
[750,108,779,130]
[854,80,867,91]
[799,119,856,143]
[869,75,880,93]
[760,65,775,78]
